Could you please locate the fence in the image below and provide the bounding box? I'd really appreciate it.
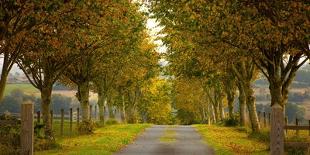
[257,110,310,154]
[0,104,102,155]
[0,102,34,155]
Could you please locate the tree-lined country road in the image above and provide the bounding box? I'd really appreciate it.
[115,125,214,155]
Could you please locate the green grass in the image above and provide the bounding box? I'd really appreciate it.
[4,83,38,96]
[35,124,151,155]
[193,125,269,155]
[159,127,176,143]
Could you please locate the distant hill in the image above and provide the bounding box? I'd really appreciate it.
[255,64,310,88]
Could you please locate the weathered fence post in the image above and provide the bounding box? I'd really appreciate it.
[50,110,53,129]
[296,118,299,136]
[89,105,92,120]
[70,108,72,134]
[77,108,80,127]
[270,104,284,155]
[37,111,40,123]
[21,102,34,155]
[60,109,64,136]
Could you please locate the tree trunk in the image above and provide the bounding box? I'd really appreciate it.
[212,103,219,123]
[227,97,234,120]
[244,82,260,132]
[107,97,115,119]
[0,71,8,101]
[269,82,285,155]
[238,84,246,126]
[219,101,225,120]
[97,91,105,123]
[41,86,53,140]
[78,81,90,122]
[121,94,126,123]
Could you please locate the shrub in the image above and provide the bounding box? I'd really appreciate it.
[105,119,119,125]
[34,137,59,151]
[78,120,96,134]
[285,136,308,155]
[0,114,21,154]
[223,118,239,127]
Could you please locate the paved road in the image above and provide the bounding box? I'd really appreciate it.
[115,125,214,155]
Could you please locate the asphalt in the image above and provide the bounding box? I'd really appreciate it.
[114,125,215,155]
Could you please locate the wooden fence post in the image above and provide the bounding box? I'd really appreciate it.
[60,109,64,136]
[270,104,284,155]
[50,110,53,129]
[77,108,80,127]
[70,108,72,134]
[37,111,40,123]
[89,105,92,120]
[21,102,34,155]
[296,118,299,136]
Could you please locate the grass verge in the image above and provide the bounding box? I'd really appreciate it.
[193,124,269,155]
[35,124,151,155]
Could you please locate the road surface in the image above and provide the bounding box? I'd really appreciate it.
[115,125,214,155]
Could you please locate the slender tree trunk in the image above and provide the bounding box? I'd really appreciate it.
[0,71,8,101]
[219,101,225,120]
[97,91,105,123]
[41,86,53,140]
[107,97,115,119]
[227,96,234,120]
[212,103,219,122]
[238,84,246,126]
[78,81,90,122]
[208,103,214,124]
[244,82,260,132]
[121,94,126,123]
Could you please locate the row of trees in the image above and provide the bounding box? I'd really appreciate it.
[0,0,160,141]
[149,1,309,153]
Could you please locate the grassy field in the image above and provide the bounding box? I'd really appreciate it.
[194,125,269,155]
[35,124,151,155]
[4,83,38,96]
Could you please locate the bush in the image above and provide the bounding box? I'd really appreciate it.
[105,119,119,125]
[34,137,59,151]
[0,114,21,154]
[78,120,96,134]
[286,145,308,155]
[223,118,239,127]
[285,136,309,155]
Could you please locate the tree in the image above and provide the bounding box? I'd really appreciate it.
[16,0,99,139]
[0,0,49,101]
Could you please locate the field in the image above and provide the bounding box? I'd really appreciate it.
[35,124,151,155]
[194,125,269,155]
[4,83,38,96]
[4,83,97,99]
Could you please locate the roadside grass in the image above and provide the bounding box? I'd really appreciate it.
[4,83,38,96]
[193,125,269,155]
[159,126,176,143]
[35,124,151,155]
